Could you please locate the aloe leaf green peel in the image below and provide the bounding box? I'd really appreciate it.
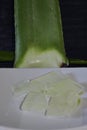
[14,0,68,67]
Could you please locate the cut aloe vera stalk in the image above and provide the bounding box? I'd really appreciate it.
[14,0,68,67]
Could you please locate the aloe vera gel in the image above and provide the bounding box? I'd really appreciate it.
[14,71,84,117]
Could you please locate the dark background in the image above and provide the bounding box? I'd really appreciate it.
[0,0,87,67]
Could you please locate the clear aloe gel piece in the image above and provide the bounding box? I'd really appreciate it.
[13,71,66,96]
[21,92,48,115]
[20,78,84,117]
[46,78,84,96]
[13,70,85,117]
[46,79,84,117]
[13,80,30,96]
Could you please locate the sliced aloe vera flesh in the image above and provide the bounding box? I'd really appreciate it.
[13,71,66,96]
[20,77,84,117]
[46,79,84,116]
[13,70,84,117]
[30,71,66,84]
[21,92,47,115]
[46,79,84,96]
[13,80,30,96]
[47,95,81,117]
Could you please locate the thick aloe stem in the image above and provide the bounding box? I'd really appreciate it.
[14,0,68,67]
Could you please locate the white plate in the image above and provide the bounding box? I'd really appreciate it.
[0,68,87,130]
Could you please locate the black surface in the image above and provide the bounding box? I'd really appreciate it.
[0,0,15,51]
[0,0,87,67]
[0,61,13,68]
[60,0,87,60]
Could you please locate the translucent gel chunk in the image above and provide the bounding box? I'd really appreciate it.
[21,92,48,115]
